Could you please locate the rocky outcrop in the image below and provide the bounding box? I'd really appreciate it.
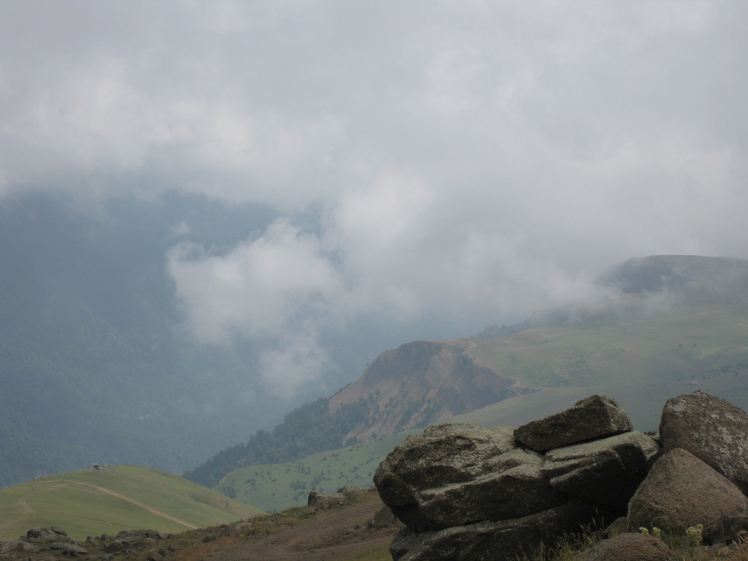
[659,390,748,495]
[542,430,659,507]
[329,340,534,442]
[374,423,561,532]
[307,489,349,509]
[376,395,649,560]
[390,500,619,561]
[515,395,633,452]
[0,526,85,557]
[627,448,748,536]
[375,391,748,561]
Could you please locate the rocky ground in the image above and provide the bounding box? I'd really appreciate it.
[0,489,400,561]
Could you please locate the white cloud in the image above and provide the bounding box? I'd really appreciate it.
[4,0,748,393]
[168,218,342,343]
[259,335,332,396]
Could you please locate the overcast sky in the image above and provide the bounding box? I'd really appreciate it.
[2,1,747,395]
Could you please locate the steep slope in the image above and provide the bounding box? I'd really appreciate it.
[186,340,531,489]
[328,339,533,441]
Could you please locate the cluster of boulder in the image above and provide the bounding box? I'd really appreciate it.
[0,527,174,560]
[374,391,748,561]
[0,527,87,557]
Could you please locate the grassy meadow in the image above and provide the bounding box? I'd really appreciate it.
[465,298,748,430]
[0,465,263,541]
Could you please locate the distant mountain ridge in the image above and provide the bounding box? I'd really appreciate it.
[186,254,748,494]
[183,340,532,488]
[597,254,748,295]
[210,255,748,513]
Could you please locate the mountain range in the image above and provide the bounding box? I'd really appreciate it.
[186,254,748,506]
[2,192,747,502]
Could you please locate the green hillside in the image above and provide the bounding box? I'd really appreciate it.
[0,465,263,541]
[465,298,748,429]
[216,285,748,511]
[215,432,413,513]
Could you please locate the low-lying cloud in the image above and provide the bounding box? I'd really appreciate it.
[4,1,748,394]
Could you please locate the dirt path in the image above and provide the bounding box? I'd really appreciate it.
[210,498,399,561]
[58,480,200,530]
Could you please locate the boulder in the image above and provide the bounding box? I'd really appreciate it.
[542,431,660,506]
[582,533,677,561]
[371,505,398,529]
[659,390,748,495]
[710,511,748,545]
[606,517,628,537]
[296,506,316,518]
[374,423,518,530]
[337,485,362,495]
[105,540,125,553]
[375,425,564,532]
[0,540,37,554]
[515,395,633,452]
[62,543,88,556]
[375,424,517,501]
[413,459,568,531]
[390,499,621,561]
[307,490,349,509]
[26,526,71,543]
[627,448,748,535]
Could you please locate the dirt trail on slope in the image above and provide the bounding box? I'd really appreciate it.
[180,496,400,561]
[59,480,200,530]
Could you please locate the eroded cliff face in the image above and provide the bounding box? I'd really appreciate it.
[328,340,534,443]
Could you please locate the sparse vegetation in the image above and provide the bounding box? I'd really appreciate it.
[517,523,748,561]
[514,523,608,561]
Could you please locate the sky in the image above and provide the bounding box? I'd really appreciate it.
[2,1,748,396]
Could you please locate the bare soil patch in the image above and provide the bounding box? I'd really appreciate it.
[175,491,400,561]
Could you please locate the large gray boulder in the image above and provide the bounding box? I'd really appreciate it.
[515,395,633,452]
[542,431,660,506]
[26,526,71,543]
[374,423,521,531]
[390,499,620,561]
[659,390,748,495]
[413,456,568,530]
[582,533,677,561]
[627,448,748,535]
